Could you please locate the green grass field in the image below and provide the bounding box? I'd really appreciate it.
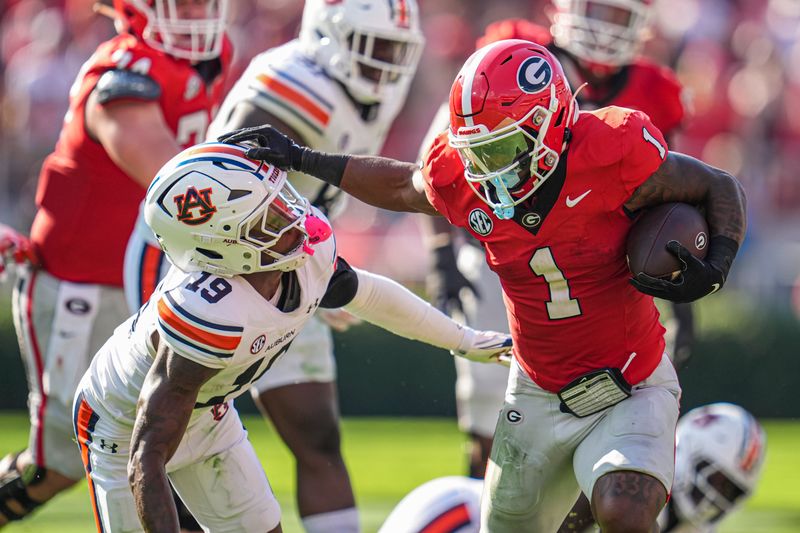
[1,413,798,532]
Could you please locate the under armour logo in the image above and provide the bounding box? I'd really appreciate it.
[99,439,118,453]
[174,186,216,226]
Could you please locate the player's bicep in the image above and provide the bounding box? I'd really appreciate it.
[87,94,181,188]
[215,100,307,146]
[624,152,717,212]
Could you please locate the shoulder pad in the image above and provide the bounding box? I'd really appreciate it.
[156,288,243,367]
[243,46,335,140]
[95,69,161,105]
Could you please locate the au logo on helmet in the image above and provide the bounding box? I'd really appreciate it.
[174,186,217,226]
[517,56,553,94]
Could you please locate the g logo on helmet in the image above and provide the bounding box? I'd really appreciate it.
[174,186,217,226]
[517,56,553,94]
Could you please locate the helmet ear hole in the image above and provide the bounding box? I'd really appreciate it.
[196,248,223,259]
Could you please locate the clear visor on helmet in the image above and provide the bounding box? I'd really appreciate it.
[686,459,748,524]
[449,92,561,219]
[142,0,228,61]
[240,181,310,271]
[348,29,424,87]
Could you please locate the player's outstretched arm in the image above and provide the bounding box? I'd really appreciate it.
[217,125,438,215]
[336,265,511,365]
[624,152,747,303]
[129,342,219,532]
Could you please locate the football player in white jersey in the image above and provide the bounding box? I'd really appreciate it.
[73,142,511,533]
[378,403,766,533]
[203,1,423,531]
[558,402,768,533]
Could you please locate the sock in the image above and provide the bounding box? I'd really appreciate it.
[302,507,360,533]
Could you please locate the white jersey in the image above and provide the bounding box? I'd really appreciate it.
[208,39,409,217]
[379,476,483,533]
[83,226,337,427]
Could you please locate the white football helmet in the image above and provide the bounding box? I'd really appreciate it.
[114,0,228,61]
[299,0,425,104]
[144,143,330,277]
[550,0,653,68]
[672,403,767,528]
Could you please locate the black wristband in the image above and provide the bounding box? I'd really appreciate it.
[297,149,350,188]
[706,235,740,282]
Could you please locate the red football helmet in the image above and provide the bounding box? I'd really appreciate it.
[112,0,228,62]
[448,39,577,219]
[551,0,654,69]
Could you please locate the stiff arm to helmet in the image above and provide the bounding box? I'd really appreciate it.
[144,143,320,277]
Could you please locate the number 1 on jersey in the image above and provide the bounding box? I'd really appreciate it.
[529,247,582,320]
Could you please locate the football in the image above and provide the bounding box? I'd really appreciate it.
[626,202,709,280]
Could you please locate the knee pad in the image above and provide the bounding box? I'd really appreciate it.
[0,461,46,521]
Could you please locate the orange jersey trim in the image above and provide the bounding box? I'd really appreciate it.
[256,73,331,127]
[420,503,471,533]
[157,298,241,351]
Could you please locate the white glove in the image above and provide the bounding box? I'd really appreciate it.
[452,328,513,367]
[317,308,362,332]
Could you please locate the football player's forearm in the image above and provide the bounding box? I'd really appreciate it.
[344,267,470,350]
[129,352,211,530]
[129,395,188,531]
[626,152,747,243]
[129,454,179,532]
[339,156,437,214]
[704,169,747,245]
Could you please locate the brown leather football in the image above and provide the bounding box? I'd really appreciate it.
[626,203,709,280]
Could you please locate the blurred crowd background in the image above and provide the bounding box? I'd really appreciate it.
[1,0,800,311]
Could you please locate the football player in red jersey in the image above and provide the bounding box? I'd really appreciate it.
[421,0,692,479]
[219,39,747,532]
[0,0,230,526]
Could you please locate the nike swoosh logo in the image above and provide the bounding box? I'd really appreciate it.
[709,283,721,294]
[566,189,592,208]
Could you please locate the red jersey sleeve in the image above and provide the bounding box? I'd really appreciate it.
[420,131,464,224]
[606,108,669,208]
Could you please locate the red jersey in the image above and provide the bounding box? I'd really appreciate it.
[422,107,668,392]
[477,19,685,137]
[31,33,231,286]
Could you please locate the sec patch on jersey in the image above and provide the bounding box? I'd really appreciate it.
[627,202,709,280]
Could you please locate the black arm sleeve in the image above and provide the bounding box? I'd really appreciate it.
[95,69,161,105]
[320,257,359,309]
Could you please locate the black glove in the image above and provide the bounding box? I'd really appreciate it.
[427,243,480,316]
[217,125,306,171]
[218,125,349,187]
[630,236,739,304]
